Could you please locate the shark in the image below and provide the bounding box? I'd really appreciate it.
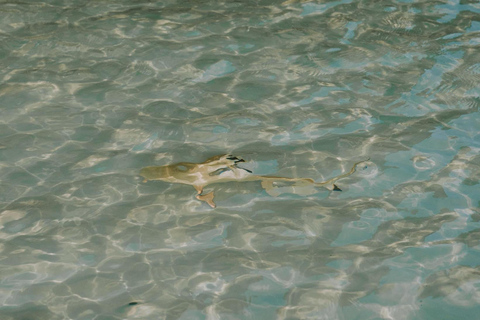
[140,154,369,208]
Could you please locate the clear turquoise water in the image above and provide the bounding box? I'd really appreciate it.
[1,0,479,319]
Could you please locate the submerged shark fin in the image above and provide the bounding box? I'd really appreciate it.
[209,167,232,176]
[261,180,281,197]
[194,185,203,194]
[196,191,216,208]
[239,167,252,173]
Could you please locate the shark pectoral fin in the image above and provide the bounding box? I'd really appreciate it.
[196,192,216,208]
[193,185,203,195]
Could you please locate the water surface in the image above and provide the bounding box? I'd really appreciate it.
[1,0,479,319]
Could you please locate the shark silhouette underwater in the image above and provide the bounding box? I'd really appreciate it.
[140,154,369,208]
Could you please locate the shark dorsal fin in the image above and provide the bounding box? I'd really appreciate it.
[209,167,232,176]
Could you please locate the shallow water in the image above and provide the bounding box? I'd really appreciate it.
[1,0,480,319]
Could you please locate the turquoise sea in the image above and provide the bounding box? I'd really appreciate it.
[1,0,480,319]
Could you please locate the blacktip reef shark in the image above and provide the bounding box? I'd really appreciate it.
[140,154,369,208]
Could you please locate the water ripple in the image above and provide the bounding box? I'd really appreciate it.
[1,0,480,319]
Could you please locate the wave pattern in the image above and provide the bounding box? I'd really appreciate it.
[0,0,479,319]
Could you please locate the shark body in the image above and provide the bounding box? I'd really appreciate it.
[140,154,368,208]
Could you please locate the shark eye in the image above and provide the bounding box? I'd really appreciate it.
[176,165,188,172]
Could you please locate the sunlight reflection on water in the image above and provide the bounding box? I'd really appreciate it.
[0,0,480,319]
